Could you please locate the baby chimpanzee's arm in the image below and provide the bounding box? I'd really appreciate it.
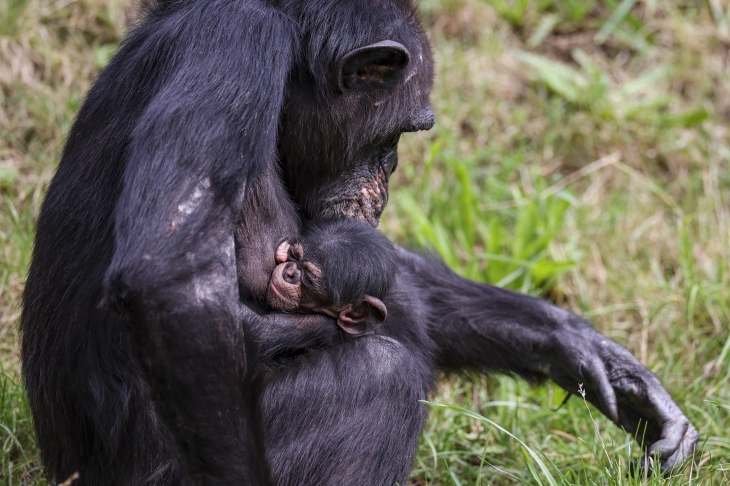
[244,306,348,363]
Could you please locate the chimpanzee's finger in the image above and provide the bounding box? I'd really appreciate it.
[648,418,689,461]
[611,366,698,470]
[629,423,698,476]
[657,423,699,471]
[275,241,290,263]
[645,384,696,464]
[583,356,618,423]
[629,377,690,460]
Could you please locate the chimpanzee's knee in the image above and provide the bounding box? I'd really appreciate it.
[262,335,426,486]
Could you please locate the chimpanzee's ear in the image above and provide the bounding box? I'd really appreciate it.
[337,40,410,92]
[336,296,388,335]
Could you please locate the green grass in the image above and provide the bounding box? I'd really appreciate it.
[2,0,730,484]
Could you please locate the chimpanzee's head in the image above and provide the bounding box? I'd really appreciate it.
[279,0,434,227]
[267,219,397,334]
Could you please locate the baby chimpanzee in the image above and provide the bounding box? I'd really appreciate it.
[266,219,396,335]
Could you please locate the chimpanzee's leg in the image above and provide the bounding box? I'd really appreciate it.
[262,335,427,486]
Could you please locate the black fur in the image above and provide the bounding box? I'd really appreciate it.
[21,0,697,485]
[298,219,397,306]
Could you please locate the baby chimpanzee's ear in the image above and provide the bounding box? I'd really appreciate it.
[336,296,387,335]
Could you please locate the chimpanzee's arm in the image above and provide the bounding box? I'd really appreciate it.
[101,3,299,484]
[395,247,698,471]
[247,309,347,363]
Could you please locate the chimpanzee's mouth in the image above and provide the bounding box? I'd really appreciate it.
[267,281,298,312]
[314,142,398,226]
[317,168,389,227]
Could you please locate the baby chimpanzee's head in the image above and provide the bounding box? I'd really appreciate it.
[267,219,397,334]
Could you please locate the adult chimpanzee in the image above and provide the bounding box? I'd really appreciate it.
[21,0,698,485]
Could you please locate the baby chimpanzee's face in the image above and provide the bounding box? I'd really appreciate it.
[266,235,388,335]
[267,240,331,314]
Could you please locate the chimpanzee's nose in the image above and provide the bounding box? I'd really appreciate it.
[283,262,301,285]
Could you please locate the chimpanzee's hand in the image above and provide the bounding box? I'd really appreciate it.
[546,328,699,472]
[394,248,698,472]
[241,303,343,363]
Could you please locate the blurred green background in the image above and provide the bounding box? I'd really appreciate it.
[1,0,729,484]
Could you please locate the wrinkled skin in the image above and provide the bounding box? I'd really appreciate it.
[549,334,698,469]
